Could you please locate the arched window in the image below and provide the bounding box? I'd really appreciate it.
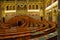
[13,6,15,10]
[32,5,34,9]
[6,6,9,10]
[29,5,31,9]
[36,5,38,9]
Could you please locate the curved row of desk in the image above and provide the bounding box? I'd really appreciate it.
[0,15,57,40]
